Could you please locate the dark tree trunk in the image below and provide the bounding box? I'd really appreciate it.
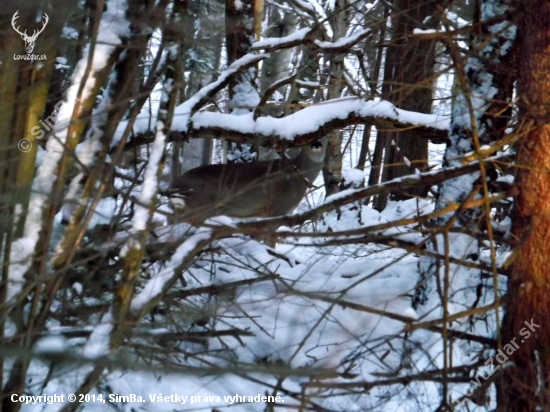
[373,0,440,209]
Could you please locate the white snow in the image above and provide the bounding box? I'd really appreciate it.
[253,28,311,49]
[8,2,514,410]
[413,28,437,34]
[33,335,68,354]
[191,98,449,141]
[82,312,113,359]
[342,168,366,187]
[314,28,371,49]
[130,228,213,312]
[132,120,167,232]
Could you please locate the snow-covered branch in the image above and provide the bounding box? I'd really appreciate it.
[120,97,449,153]
[252,27,373,54]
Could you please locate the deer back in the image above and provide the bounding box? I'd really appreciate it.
[169,138,326,223]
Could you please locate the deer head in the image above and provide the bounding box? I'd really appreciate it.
[167,138,327,224]
[12,11,49,54]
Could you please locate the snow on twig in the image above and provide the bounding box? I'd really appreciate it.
[130,228,214,312]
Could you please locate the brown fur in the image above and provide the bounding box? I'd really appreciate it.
[169,139,326,224]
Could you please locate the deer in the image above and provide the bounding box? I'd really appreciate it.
[166,138,327,226]
[12,11,49,54]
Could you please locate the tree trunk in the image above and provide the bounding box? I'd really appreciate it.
[225,0,261,163]
[258,5,296,160]
[323,0,350,196]
[500,1,550,410]
[225,0,261,99]
[373,0,439,209]
[385,0,438,186]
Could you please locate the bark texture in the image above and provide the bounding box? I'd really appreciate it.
[384,0,439,180]
[372,0,439,209]
[500,1,550,409]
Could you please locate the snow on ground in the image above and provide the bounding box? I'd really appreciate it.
[18,197,496,411]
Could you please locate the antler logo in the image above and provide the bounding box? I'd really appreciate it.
[11,11,49,54]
